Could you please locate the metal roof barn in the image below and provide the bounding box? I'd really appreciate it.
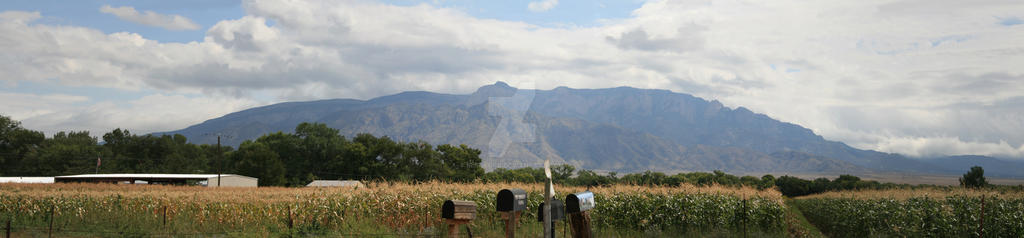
[0,177,55,183]
[54,174,258,187]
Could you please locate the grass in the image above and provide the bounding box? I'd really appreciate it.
[782,198,825,238]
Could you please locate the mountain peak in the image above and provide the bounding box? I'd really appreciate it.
[492,81,511,88]
[471,81,517,98]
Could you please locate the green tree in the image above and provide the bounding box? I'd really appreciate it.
[834,174,861,190]
[760,174,776,189]
[21,131,100,176]
[437,144,484,182]
[959,166,988,188]
[0,115,45,176]
[551,164,575,182]
[232,141,287,186]
[775,175,811,197]
[255,132,307,185]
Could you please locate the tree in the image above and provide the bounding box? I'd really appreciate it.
[959,166,988,188]
[437,144,484,182]
[0,115,45,176]
[20,131,100,176]
[232,141,287,186]
[760,175,776,189]
[551,164,575,182]
[775,175,811,197]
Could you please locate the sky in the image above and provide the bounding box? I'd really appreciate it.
[1,0,1023,159]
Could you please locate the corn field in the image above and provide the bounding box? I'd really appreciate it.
[0,182,786,237]
[794,191,1024,238]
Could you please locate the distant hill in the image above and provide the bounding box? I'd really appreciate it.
[923,155,1024,178]
[158,82,1024,176]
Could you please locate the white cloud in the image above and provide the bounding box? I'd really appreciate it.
[873,136,1024,158]
[99,5,201,31]
[3,92,260,136]
[0,92,89,120]
[1,0,1024,159]
[528,0,559,12]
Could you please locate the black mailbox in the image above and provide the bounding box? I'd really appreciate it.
[566,191,596,213]
[441,200,477,220]
[496,188,528,212]
[537,199,565,222]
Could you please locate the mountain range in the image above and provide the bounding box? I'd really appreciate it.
[159,82,1024,177]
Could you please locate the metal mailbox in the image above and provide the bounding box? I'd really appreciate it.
[496,188,528,212]
[537,199,565,222]
[566,191,596,213]
[441,200,477,220]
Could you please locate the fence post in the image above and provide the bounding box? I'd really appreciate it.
[5,219,10,238]
[978,195,985,238]
[288,206,293,229]
[163,206,167,226]
[742,198,748,238]
[47,205,54,238]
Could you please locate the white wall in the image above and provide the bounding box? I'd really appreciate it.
[206,175,258,187]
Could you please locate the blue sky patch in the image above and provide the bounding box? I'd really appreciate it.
[999,17,1023,26]
[0,0,243,43]
[1,80,155,104]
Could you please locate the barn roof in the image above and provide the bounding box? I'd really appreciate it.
[0,177,55,183]
[55,174,255,180]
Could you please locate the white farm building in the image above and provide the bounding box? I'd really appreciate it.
[0,177,55,183]
[54,174,258,187]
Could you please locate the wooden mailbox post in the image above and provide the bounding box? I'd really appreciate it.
[538,199,565,238]
[442,200,477,238]
[566,191,595,238]
[497,188,527,238]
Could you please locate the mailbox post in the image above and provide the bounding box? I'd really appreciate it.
[497,189,527,238]
[538,199,565,238]
[441,200,477,238]
[566,191,595,238]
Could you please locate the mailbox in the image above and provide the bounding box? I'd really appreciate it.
[496,188,528,212]
[537,199,565,222]
[441,200,477,220]
[566,191,596,213]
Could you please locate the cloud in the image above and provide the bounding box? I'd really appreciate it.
[606,24,707,53]
[0,11,40,24]
[1,0,1024,159]
[2,92,260,136]
[873,136,1024,158]
[99,5,201,31]
[528,0,559,12]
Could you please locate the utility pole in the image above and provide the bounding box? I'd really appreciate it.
[217,135,222,187]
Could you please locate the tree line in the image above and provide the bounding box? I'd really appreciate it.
[482,166,888,196]
[483,166,1015,197]
[1,115,483,186]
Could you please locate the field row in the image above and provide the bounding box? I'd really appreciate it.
[795,195,1024,237]
[0,183,786,236]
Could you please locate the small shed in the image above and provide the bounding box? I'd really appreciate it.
[307,180,365,188]
[0,177,55,184]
